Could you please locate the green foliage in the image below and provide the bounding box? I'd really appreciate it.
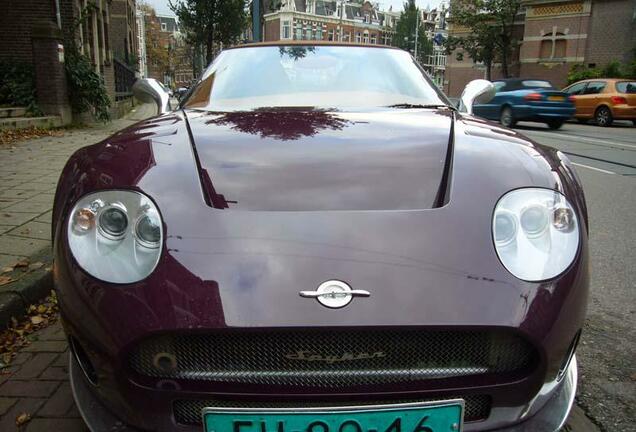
[63,4,111,122]
[446,0,522,78]
[169,0,247,64]
[0,61,41,115]
[392,1,433,64]
[567,60,636,85]
[64,48,111,122]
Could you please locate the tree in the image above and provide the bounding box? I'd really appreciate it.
[447,0,521,78]
[169,0,247,65]
[393,1,433,65]
[140,3,172,82]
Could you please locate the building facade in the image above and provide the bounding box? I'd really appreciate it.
[444,0,636,97]
[0,0,140,120]
[419,2,450,87]
[262,1,400,46]
[144,12,194,88]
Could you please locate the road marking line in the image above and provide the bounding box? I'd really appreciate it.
[528,131,636,150]
[571,162,615,175]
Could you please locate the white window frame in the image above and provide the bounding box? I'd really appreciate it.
[282,20,291,39]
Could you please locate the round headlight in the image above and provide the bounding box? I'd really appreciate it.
[67,190,163,284]
[494,210,517,246]
[135,213,161,248]
[98,205,128,239]
[493,188,580,281]
[519,205,548,238]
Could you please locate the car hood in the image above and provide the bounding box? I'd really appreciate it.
[183,108,453,211]
[54,111,587,338]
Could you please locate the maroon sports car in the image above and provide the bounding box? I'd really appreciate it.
[53,43,588,432]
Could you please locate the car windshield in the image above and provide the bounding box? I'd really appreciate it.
[522,80,554,89]
[616,81,636,93]
[182,45,448,111]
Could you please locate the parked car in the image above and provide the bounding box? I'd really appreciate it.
[563,79,636,127]
[54,42,588,432]
[473,78,575,129]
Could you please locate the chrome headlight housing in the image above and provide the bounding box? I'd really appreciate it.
[493,188,579,281]
[67,190,163,284]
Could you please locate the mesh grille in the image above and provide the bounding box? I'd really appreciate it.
[129,329,534,388]
[173,396,492,425]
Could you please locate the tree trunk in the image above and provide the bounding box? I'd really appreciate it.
[486,61,492,81]
[501,43,509,78]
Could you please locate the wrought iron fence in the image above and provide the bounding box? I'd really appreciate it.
[114,58,135,101]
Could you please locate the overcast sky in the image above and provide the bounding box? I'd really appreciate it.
[144,0,445,17]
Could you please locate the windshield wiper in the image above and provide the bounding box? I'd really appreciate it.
[385,103,454,110]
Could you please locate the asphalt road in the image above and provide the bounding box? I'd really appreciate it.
[513,120,636,432]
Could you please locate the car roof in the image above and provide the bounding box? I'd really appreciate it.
[226,40,402,51]
[493,78,551,83]
[571,78,630,84]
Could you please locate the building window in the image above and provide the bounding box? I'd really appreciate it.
[365,13,370,23]
[356,32,361,43]
[161,22,167,32]
[282,20,291,39]
[363,32,369,43]
[328,29,334,41]
[295,25,302,40]
[316,27,322,40]
[539,31,566,60]
[371,34,377,44]
[306,28,312,40]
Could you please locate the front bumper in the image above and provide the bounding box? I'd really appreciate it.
[70,352,578,432]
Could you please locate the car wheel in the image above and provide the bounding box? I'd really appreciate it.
[547,120,564,130]
[595,106,613,127]
[500,106,516,128]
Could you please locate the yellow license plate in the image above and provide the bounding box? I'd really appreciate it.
[548,96,565,101]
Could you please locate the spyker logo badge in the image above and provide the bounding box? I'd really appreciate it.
[299,280,370,308]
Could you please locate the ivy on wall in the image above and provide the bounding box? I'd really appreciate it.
[63,3,111,122]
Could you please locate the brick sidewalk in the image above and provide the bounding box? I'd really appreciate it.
[0,321,84,431]
[0,103,156,270]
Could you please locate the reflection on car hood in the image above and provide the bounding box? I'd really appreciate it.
[184,108,453,211]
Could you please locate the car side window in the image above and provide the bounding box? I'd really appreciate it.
[493,81,506,93]
[583,81,606,95]
[565,82,587,95]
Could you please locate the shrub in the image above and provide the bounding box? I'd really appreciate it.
[0,61,41,115]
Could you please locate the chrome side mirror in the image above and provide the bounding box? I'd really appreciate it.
[459,79,496,115]
[132,78,171,115]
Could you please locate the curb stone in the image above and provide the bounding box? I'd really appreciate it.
[0,247,53,330]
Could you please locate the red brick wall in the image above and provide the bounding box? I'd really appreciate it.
[0,0,56,63]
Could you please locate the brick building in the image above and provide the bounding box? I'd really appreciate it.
[144,12,194,88]
[0,0,140,120]
[262,1,399,46]
[444,0,636,97]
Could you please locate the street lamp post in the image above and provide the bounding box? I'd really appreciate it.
[414,9,419,61]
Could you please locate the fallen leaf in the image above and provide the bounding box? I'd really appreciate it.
[36,305,47,314]
[0,275,15,286]
[14,259,29,268]
[30,316,44,325]
[15,412,31,426]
